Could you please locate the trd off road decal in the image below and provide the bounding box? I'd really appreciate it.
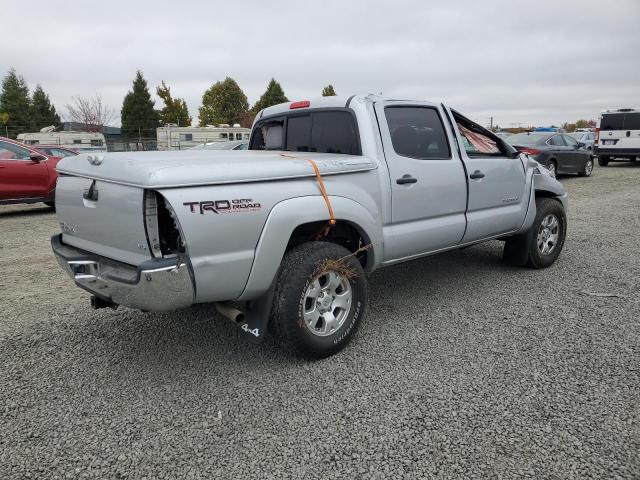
[183,198,261,214]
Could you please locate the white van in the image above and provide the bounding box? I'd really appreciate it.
[595,109,640,166]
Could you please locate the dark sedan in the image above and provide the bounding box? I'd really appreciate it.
[508,132,594,177]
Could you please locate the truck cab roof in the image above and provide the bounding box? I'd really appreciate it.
[258,94,440,119]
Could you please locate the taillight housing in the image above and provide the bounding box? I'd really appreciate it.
[517,147,541,156]
[594,128,600,144]
[144,191,186,257]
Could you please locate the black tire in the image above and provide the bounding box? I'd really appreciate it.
[598,155,610,167]
[270,241,368,359]
[503,197,566,269]
[579,157,593,177]
[44,201,55,210]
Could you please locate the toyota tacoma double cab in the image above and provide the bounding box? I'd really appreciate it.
[52,95,568,358]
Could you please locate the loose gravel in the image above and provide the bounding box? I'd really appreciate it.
[1,163,639,479]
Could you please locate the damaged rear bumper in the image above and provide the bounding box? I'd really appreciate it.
[51,234,194,311]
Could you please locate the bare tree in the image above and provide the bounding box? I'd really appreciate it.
[65,94,115,132]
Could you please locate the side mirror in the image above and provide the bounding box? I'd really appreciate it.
[30,153,46,162]
[577,142,585,149]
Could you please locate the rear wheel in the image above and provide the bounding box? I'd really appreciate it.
[598,155,610,167]
[503,197,566,269]
[579,157,593,177]
[270,241,368,359]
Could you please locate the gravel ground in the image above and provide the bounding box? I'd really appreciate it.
[1,163,639,479]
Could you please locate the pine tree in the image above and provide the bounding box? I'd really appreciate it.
[198,77,248,126]
[322,85,337,96]
[252,78,288,112]
[30,85,60,131]
[0,68,31,138]
[156,81,191,126]
[121,71,159,139]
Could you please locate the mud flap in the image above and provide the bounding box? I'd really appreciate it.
[236,279,277,344]
[503,227,534,267]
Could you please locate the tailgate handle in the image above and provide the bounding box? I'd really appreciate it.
[83,180,99,202]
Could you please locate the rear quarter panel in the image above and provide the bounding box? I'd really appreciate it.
[160,168,382,303]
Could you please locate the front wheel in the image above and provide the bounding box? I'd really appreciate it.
[270,241,368,359]
[503,198,567,269]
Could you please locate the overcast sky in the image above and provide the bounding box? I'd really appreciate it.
[2,0,639,128]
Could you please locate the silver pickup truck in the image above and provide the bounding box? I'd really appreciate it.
[52,94,568,358]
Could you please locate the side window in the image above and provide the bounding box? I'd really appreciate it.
[0,141,31,160]
[384,106,451,159]
[452,113,504,157]
[548,135,566,146]
[563,135,578,147]
[286,115,311,152]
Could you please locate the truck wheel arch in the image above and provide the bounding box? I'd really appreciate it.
[237,196,381,301]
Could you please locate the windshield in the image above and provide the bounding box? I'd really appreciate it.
[507,133,549,146]
[568,133,584,140]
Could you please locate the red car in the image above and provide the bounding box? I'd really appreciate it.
[0,137,63,208]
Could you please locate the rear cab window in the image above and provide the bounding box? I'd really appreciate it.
[250,110,361,155]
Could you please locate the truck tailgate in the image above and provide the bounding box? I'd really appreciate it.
[55,176,152,265]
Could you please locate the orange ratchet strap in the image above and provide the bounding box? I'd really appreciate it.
[280,154,336,236]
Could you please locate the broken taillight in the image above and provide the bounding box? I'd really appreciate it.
[144,191,185,257]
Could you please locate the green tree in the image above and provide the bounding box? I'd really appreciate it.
[156,81,191,126]
[575,119,589,129]
[0,68,31,138]
[252,78,288,112]
[322,85,337,96]
[30,84,60,131]
[198,77,248,126]
[121,70,159,139]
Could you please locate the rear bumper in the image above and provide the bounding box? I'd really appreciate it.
[51,234,194,311]
[594,147,640,157]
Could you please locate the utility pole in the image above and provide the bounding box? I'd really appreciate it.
[490,116,493,130]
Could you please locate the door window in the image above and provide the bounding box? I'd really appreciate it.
[0,141,32,160]
[563,135,578,147]
[384,106,451,159]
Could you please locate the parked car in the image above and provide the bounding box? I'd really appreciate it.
[508,132,594,177]
[32,145,79,157]
[494,132,513,140]
[594,109,640,166]
[52,95,568,358]
[189,140,249,151]
[568,131,595,151]
[0,136,63,208]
